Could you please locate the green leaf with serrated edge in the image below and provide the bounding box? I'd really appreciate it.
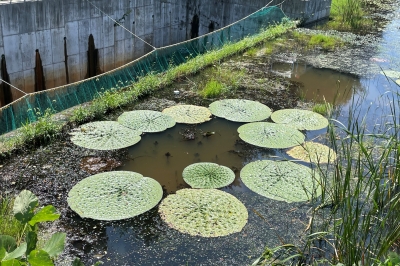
[209,99,272,122]
[42,233,66,258]
[1,258,22,265]
[159,189,248,237]
[26,231,37,255]
[72,258,85,266]
[28,205,60,227]
[13,190,38,224]
[182,163,235,189]
[162,105,212,124]
[27,250,53,266]
[238,122,305,149]
[0,236,17,253]
[2,243,27,260]
[68,171,163,221]
[118,110,176,133]
[70,121,141,150]
[271,109,328,131]
[240,160,322,203]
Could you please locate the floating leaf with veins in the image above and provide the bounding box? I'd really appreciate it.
[118,110,176,133]
[240,160,321,203]
[208,99,272,122]
[287,141,336,164]
[271,109,328,131]
[70,121,141,150]
[67,171,163,220]
[162,105,212,124]
[159,189,248,237]
[183,163,235,189]
[238,122,304,149]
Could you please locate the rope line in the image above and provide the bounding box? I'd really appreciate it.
[85,0,157,50]
[0,78,28,95]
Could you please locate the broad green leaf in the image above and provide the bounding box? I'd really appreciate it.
[26,232,37,255]
[27,250,53,266]
[72,258,85,266]
[162,105,212,124]
[209,99,272,122]
[12,190,38,224]
[68,171,163,220]
[287,141,337,164]
[1,258,22,265]
[42,233,66,258]
[70,121,141,150]
[118,110,176,133]
[271,109,328,131]
[159,189,248,237]
[28,205,60,227]
[240,160,322,203]
[238,122,305,149]
[2,243,27,260]
[0,247,6,260]
[0,236,17,253]
[182,163,235,189]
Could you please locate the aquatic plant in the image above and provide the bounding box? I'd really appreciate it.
[182,162,235,189]
[70,121,141,150]
[209,99,272,122]
[240,160,321,203]
[118,110,176,133]
[271,109,329,131]
[200,79,225,98]
[67,171,163,221]
[287,141,337,164]
[0,190,65,266]
[162,105,212,124]
[238,122,305,149]
[159,189,248,237]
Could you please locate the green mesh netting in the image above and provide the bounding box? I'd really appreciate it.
[0,6,285,135]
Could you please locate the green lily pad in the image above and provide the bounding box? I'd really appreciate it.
[67,171,163,220]
[238,122,305,149]
[117,110,176,133]
[182,163,235,189]
[240,160,321,203]
[287,141,337,164]
[271,109,329,131]
[159,189,248,237]
[70,121,141,150]
[162,105,212,124]
[380,70,400,79]
[208,99,272,122]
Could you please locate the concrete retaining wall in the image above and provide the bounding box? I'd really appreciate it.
[0,0,331,102]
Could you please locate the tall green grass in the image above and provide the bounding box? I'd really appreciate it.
[328,0,373,31]
[0,195,24,239]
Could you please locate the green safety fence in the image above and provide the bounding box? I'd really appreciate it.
[0,5,286,135]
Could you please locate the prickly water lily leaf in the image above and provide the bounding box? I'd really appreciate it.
[287,142,337,164]
[238,122,305,149]
[159,189,248,237]
[271,109,329,130]
[70,121,141,150]
[240,160,321,203]
[67,171,163,221]
[118,110,176,133]
[182,163,235,189]
[380,70,400,79]
[208,99,272,122]
[162,105,212,124]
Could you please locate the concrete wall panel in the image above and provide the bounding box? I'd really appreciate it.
[3,35,22,74]
[65,22,80,56]
[23,69,35,94]
[51,28,66,64]
[9,72,25,99]
[78,19,90,54]
[114,39,125,67]
[21,33,36,71]
[35,1,51,31]
[20,2,36,34]
[67,54,80,83]
[49,0,65,29]
[79,52,88,80]
[35,30,53,67]
[90,17,104,49]
[53,62,66,87]
[1,4,20,36]
[43,64,54,89]
[103,46,114,72]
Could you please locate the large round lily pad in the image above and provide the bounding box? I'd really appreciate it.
[67,171,163,220]
[117,110,176,133]
[240,160,321,203]
[162,105,212,124]
[287,141,337,164]
[182,163,235,189]
[208,99,272,122]
[70,121,141,150]
[159,189,248,237]
[238,122,305,149]
[271,109,328,131]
